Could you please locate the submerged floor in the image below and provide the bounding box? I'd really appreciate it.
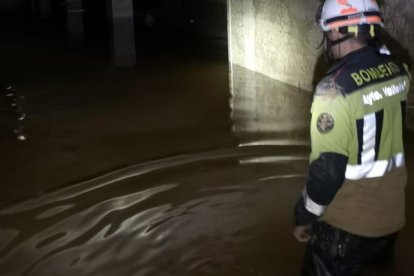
[0,32,413,276]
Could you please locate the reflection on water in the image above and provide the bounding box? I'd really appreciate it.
[0,52,314,274]
[1,86,26,141]
[0,146,309,276]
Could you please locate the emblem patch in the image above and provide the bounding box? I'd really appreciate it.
[317,113,334,133]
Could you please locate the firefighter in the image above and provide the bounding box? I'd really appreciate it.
[293,0,411,275]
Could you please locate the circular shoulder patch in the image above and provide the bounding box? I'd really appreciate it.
[316,113,334,133]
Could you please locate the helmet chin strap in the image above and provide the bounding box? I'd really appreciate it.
[316,31,355,62]
[329,33,354,46]
[323,32,354,61]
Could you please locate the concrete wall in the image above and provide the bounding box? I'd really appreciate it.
[228,0,320,145]
[228,0,414,145]
[228,0,321,91]
[382,0,414,128]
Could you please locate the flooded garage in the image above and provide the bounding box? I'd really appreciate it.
[0,0,413,275]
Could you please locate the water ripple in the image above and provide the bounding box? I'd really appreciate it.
[0,146,308,276]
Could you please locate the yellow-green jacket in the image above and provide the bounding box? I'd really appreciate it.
[295,46,410,237]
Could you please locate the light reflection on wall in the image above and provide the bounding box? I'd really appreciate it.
[227,0,320,146]
[229,64,311,146]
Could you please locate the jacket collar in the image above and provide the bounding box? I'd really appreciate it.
[326,46,377,75]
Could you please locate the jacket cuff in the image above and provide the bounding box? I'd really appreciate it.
[294,196,319,225]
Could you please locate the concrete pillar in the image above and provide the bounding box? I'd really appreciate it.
[29,0,38,17]
[28,0,52,19]
[38,0,52,18]
[228,0,319,145]
[106,0,136,67]
[66,0,85,44]
[228,0,258,137]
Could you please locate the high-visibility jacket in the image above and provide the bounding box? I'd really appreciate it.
[295,46,410,237]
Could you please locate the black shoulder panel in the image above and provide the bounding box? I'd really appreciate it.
[325,47,408,96]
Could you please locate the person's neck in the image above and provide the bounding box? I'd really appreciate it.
[339,41,367,58]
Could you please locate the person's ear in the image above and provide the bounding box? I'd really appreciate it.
[329,29,342,40]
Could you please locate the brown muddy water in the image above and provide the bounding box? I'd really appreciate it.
[0,36,413,276]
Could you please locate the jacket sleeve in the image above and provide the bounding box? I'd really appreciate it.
[295,152,348,225]
[294,82,351,226]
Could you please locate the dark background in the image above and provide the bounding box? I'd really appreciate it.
[0,0,228,56]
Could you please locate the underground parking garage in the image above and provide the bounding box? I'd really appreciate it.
[0,0,413,275]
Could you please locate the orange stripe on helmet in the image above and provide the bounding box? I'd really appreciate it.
[337,0,358,15]
[341,7,358,15]
[326,16,383,29]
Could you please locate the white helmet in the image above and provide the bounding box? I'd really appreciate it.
[317,0,384,32]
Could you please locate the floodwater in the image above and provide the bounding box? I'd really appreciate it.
[1,34,413,276]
